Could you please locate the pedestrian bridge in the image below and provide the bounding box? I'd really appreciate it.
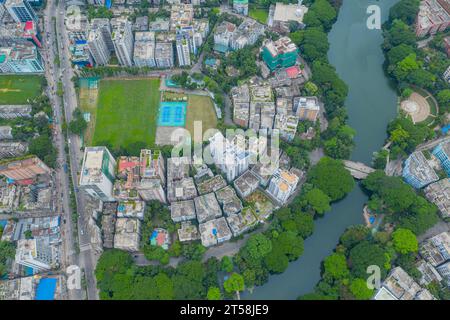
[342,160,376,179]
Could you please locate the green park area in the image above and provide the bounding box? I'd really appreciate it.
[90,78,160,149]
[249,7,268,24]
[0,75,43,104]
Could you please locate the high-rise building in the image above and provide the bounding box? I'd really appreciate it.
[139,149,165,185]
[87,28,110,66]
[209,132,250,182]
[293,96,320,121]
[133,31,156,68]
[5,0,37,23]
[176,31,191,66]
[267,168,299,204]
[432,141,450,175]
[261,36,299,71]
[15,238,58,272]
[91,18,114,52]
[0,2,6,22]
[155,41,174,68]
[79,146,116,202]
[111,18,134,67]
[403,151,439,189]
[233,0,249,16]
[0,42,44,73]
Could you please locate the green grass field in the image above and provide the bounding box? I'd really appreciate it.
[249,7,269,24]
[0,75,43,104]
[185,95,218,138]
[91,78,160,149]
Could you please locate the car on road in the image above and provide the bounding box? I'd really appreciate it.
[80,230,84,235]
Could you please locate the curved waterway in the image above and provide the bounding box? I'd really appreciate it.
[243,0,398,300]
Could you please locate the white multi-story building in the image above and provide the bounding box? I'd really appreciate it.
[91,18,114,52]
[79,146,116,202]
[209,132,250,182]
[15,238,58,272]
[133,31,156,68]
[0,43,44,73]
[214,21,236,49]
[111,17,134,67]
[233,0,248,16]
[139,149,165,185]
[267,168,299,204]
[87,28,111,66]
[137,179,166,203]
[155,41,174,68]
[176,31,191,66]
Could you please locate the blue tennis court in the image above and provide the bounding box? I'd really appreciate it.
[158,101,187,127]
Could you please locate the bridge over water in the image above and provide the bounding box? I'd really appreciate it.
[342,160,376,179]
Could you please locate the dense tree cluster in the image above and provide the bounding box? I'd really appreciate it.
[307,157,355,202]
[96,249,223,300]
[68,108,87,136]
[382,0,449,125]
[362,171,439,235]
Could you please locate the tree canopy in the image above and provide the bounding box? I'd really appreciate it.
[308,157,355,201]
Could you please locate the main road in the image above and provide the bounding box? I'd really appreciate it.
[43,0,99,300]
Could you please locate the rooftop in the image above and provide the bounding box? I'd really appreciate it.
[170,199,196,222]
[194,192,222,223]
[273,2,309,23]
[199,217,232,247]
[177,221,199,242]
[114,218,141,252]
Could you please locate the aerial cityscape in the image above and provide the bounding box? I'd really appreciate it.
[0,0,448,304]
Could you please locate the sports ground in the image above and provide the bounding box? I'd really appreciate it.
[90,78,160,148]
[78,77,218,148]
[155,92,218,145]
[158,101,187,127]
[0,75,43,104]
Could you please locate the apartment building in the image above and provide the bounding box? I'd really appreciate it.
[111,17,134,67]
[133,31,156,68]
[261,36,299,71]
[209,131,251,182]
[5,0,37,23]
[293,96,320,121]
[402,151,439,189]
[15,238,59,272]
[79,146,116,202]
[176,30,191,66]
[0,42,44,73]
[432,140,450,175]
[155,41,174,68]
[233,0,248,16]
[415,0,450,37]
[87,28,111,66]
[267,168,299,204]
